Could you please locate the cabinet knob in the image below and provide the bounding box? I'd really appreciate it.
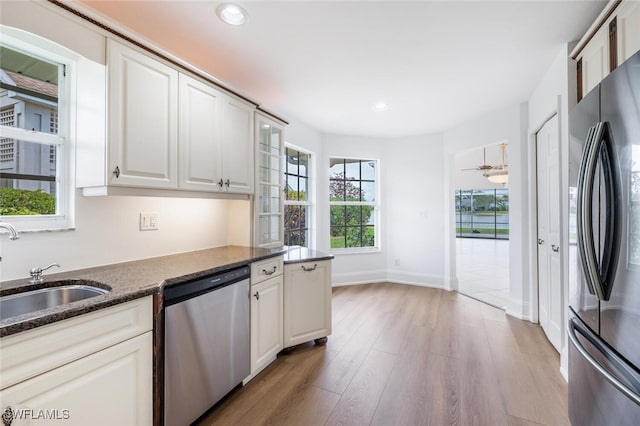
[113,166,120,178]
[225,179,230,188]
[552,244,560,253]
[254,291,259,300]
[538,238,544,245]
[218,179,224,188]
[301,264,317,272]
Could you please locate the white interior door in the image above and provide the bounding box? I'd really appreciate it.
[536,114,562,352]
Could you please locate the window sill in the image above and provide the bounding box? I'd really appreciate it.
[330,247,380,256]
[0,216,75,234]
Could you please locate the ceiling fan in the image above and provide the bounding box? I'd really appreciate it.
[461,144,508,172]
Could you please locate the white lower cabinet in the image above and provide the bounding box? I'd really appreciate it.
[250,274,284,375]
[283,260,332,348]
[0,297,153,426]
[0,333,152,426]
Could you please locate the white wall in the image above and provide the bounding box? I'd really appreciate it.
[316,133,446,287]
[384,134,445,287]
[285,117,325,250]
[527,42,575,379]
[0,193,251,281]
[320,134,389,284]
[443,102,530,315]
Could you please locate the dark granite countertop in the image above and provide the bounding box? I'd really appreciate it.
[283,246,334,264]
[0,245,285,338]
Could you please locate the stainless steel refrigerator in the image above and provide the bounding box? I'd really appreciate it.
[568,50,640,425]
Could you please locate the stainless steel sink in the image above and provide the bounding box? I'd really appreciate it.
[0,283,109,321]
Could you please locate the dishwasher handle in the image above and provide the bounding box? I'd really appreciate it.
[164,266,250,306]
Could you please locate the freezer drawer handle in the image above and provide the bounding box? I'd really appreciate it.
[568,318,640,406]
[301,263,317,272]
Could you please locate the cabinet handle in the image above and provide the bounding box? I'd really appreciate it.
[552,244,560,253]
[225,179,230,187]
[301,264,317,272]
[254,291,259,300]
[218,179,224,188]
[262,266,277,276]
[113,166,120,178]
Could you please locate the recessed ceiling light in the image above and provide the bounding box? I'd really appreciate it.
[372,102,388,112]
[216,3,248,26]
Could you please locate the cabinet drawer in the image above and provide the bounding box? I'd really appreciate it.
[0,296,152,390]
[251,256,284,285]
[0,332,152,426]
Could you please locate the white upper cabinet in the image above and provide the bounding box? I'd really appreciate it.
[108,39,178,189]
[616,0,640,64]
[574,0,640,101]
[578,26,610,97]
[221,95,255,194]
[178,73,254,193]
[178,74,223,191]
[80,38,256,196]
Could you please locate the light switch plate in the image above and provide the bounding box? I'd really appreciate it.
[139,213,159,231]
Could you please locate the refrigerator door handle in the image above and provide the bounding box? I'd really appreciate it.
[598,121,622,301]
[576,124,602,298]
[569,318,640,406]
[576,122,621,301]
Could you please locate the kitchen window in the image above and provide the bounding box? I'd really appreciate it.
[329,158,378,251]
[0,32,75,231]
[284,146,311,247]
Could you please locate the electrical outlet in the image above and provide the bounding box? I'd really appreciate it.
[139,213,159,231]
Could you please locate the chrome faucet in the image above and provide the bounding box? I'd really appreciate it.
[30,263,60,284]
[0,222,19,240]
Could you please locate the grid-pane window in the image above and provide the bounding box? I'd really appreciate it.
[284,147,310,247]
[329,158,377,250]
[0,44,65,219]
[455,188,509,239]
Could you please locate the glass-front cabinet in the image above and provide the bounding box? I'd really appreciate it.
[254,113,285,248]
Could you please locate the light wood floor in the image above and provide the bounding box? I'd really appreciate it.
[197,283,569,426]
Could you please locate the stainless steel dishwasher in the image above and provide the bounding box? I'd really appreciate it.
[163,266,250,425]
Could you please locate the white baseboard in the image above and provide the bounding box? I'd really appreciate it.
[560,345,569,382]
[506,297,531,321]
[331,269,445,288]
[331,269,388,287]
[386,269,444,288]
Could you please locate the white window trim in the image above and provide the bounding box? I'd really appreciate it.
[0,25,78,232]
[284,143,314,249]
[329,156,380,254]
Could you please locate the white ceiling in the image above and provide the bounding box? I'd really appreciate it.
[76,0,606,138]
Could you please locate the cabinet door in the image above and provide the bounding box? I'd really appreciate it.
[108,39,178,189]
[221,95,254,194]
[255,114,285,248]
[579,26,610,96]
[283,261,332,348]
[0,332,152,426]
[250,275,283,374]
[616,0,640,63]
[178,74,223,191]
